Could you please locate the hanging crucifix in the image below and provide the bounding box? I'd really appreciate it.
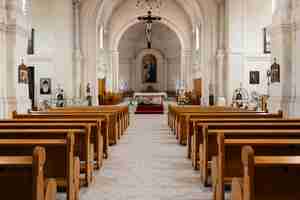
[138,11,161,49]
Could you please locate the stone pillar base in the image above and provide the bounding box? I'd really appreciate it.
[0,97,8,119]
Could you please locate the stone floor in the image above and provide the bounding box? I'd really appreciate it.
[59,114,213,200]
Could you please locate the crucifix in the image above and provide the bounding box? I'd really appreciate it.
[138,11,161,49]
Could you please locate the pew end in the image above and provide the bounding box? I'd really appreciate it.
[230,178,243,200]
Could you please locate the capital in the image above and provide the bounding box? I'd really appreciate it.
[73,0,80,8]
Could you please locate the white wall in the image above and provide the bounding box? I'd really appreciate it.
[28,0,74,107]
[226,0,272,103]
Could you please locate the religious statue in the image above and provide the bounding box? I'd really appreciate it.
[86,83,93,106]
[145,22,152,48]
[271,58,280,83]
[143,54,157,83]
[55,85,65,107]
[137,11,161,49]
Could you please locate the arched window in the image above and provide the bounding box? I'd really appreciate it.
[195,26,200,50]
[99,26,104,49]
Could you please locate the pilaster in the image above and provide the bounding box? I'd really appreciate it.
[269,0,293,115]
[73,0,83,99]
[216,0,226,104]
[181,49,193,90]
[5,0,30,116]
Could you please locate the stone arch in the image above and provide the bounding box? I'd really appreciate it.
[80,0,219,99]
[111,17,186,52]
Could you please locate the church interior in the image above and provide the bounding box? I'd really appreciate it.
[1,0,300,199]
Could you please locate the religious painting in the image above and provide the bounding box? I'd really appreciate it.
[18,62,28,84]
[271,59,280,83]
[249,71,260,84]
[263,27,271,54]
[142,54,157,83]
[40,78,51,95]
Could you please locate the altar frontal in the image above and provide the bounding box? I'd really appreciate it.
[134,93,166,114]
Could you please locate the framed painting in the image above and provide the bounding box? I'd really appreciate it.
[249,71,260,84]
[142,54,157,83]
[40,78,51,95]
[18,62,28,84]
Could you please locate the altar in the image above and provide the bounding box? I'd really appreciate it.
[134,92,167,114]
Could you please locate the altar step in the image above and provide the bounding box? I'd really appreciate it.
[135,104,164,114]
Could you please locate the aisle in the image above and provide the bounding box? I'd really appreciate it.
[80,114,212,200]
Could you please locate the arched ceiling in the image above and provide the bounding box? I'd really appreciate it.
[118,22,181,59]
[97,0,202,28]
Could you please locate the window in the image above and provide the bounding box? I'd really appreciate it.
[272,0,276,14]
[195,26,200,50]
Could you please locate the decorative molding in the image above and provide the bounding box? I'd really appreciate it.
[6,23,28,38]
[26,55,53,63]
[245,55,271,63]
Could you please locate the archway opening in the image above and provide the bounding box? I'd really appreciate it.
[118,22,181,93]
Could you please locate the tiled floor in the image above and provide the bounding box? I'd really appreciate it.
[60,114,212,200]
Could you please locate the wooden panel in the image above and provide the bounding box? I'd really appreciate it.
[193,79,202,96]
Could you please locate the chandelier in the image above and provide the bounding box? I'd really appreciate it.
[136,0,163,11]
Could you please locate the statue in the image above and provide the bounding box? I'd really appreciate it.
[86,83,92,106]
[271,58,280,83]
[56,85,65,107]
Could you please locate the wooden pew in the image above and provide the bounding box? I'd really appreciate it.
[45,107,127,139]
[48,105,130,132]
[14,112,119,145]
[168,105,256,136]
[197,122,300,186]
[0,130,80,200]
[2,118,108,160]
[231,146,300,200]
[188,117,284,161]
[0,122,97,186]
[0,146,57,200]
[177,111,282,145]
[212,130,300,200]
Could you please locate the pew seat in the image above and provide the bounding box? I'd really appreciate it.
[231,146,300,200]
[211,130,300,200]
[0,146,57,200]
[0,129,80,200]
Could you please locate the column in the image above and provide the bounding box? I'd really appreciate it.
[111,50,119,92]
[0,0,8,118]
[6,0,30,115]
[216,0,226,104]
[181,49,193,90]
[73,0,83,99]
[269,0,293,115]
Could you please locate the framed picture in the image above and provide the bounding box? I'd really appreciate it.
[40,78,51,95]
[18,62,28,84]
[263,27,271,54]
[142,54,157,83]
[249,71,260,84]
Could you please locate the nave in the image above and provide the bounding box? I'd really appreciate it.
[77,114,211,200]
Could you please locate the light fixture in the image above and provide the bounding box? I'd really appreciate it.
[136,0,163,12]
